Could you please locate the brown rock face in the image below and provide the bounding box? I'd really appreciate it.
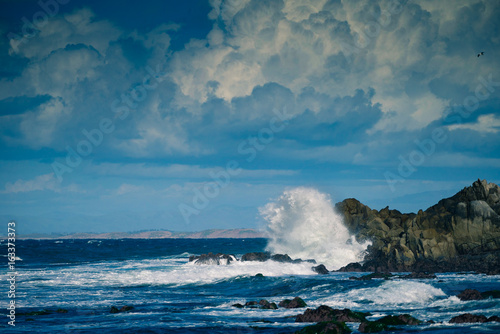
[336,179,500,273]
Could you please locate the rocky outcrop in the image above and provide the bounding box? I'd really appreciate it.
[295,321,352,334]
[189,253,237,265]
[312,264,329,274]
[358,314,422,333]
[336,179,500,273]
[232,299,278,310]
[457,289,500,301]
[295,306,368,323]
[279,297,307,308]
[241,252,271,262]
[449,313,500,323]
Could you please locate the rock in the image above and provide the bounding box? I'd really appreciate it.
[349,272,393,281]
[56,308,68,313]
[241,252,271,262]
[449,313,489,323]
[244,301,259,308]
[398,272,437,279]
[358,321,387,333]
[296,305,367,323]
[110,306,120,314]
[358,314,421,333]
[488,316,500,322]
[255,273,264,277]
[312,264,329,274]
[337,262,363,272]
[259,299,278,310]
[189,252,237,265]
[335,180,500,273]
[238,300,277,310]
[457,289,483,301]
[270,254,294,262]
[279,297,307,308]
[481,290,500,299]
[295,321,352,334]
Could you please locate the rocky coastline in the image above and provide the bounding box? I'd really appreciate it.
[336,179,500,275]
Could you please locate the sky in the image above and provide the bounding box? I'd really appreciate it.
[0,0,499,234]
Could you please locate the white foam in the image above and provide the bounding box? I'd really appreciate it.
[260,187,370,269]
[19,258,318,288]
[347,280,446,306]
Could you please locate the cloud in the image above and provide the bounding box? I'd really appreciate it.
[3,173,59,193]
[447,114,500,133]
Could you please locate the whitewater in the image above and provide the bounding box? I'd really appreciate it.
[261,187,370,269]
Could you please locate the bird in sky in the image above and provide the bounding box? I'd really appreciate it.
[477,51,484,57]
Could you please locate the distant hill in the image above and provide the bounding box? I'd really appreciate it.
[13,228,266,240]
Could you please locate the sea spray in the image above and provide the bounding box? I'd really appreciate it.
[260,187,370,269]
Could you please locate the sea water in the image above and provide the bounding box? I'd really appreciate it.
[1,238,500,333]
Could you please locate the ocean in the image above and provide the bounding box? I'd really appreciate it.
[1,238,499,333]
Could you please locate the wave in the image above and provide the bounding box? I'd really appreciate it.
[260,187,370,269]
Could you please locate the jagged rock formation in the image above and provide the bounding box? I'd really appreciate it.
[336,179,500,273]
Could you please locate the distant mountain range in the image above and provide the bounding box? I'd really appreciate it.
[12,228,266,240]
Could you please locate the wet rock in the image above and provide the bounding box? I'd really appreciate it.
[358,314,421,333]
[481,290,500,299]
[241,252,271,262]
[255,273,264,277]
[189,252,237,265]
[56,308,68,313]
[279,297,307,308]
[259,299,278,310]
[295,321,352,334]
[449,313,489,323]
[270,254,294,263]
[312,264,329,275]
[296,305,367,323]
[457,289,483,301]
[237,300,277,310]
[337,262,363,272]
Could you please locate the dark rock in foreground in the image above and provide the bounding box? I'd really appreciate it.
[312,264,329,275]
[449,313,500,323]
[296,305,368,323]
[241,252,271,262]
[358,314,422,333]
[189,252,237,265]
[457,289,483,301]
[233,299,277,310]
[295,321,352,334]
[456,289,500,301]
[482,290,500,299]
[279,297,307,309]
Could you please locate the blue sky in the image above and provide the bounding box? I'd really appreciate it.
[1,0,499,234]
